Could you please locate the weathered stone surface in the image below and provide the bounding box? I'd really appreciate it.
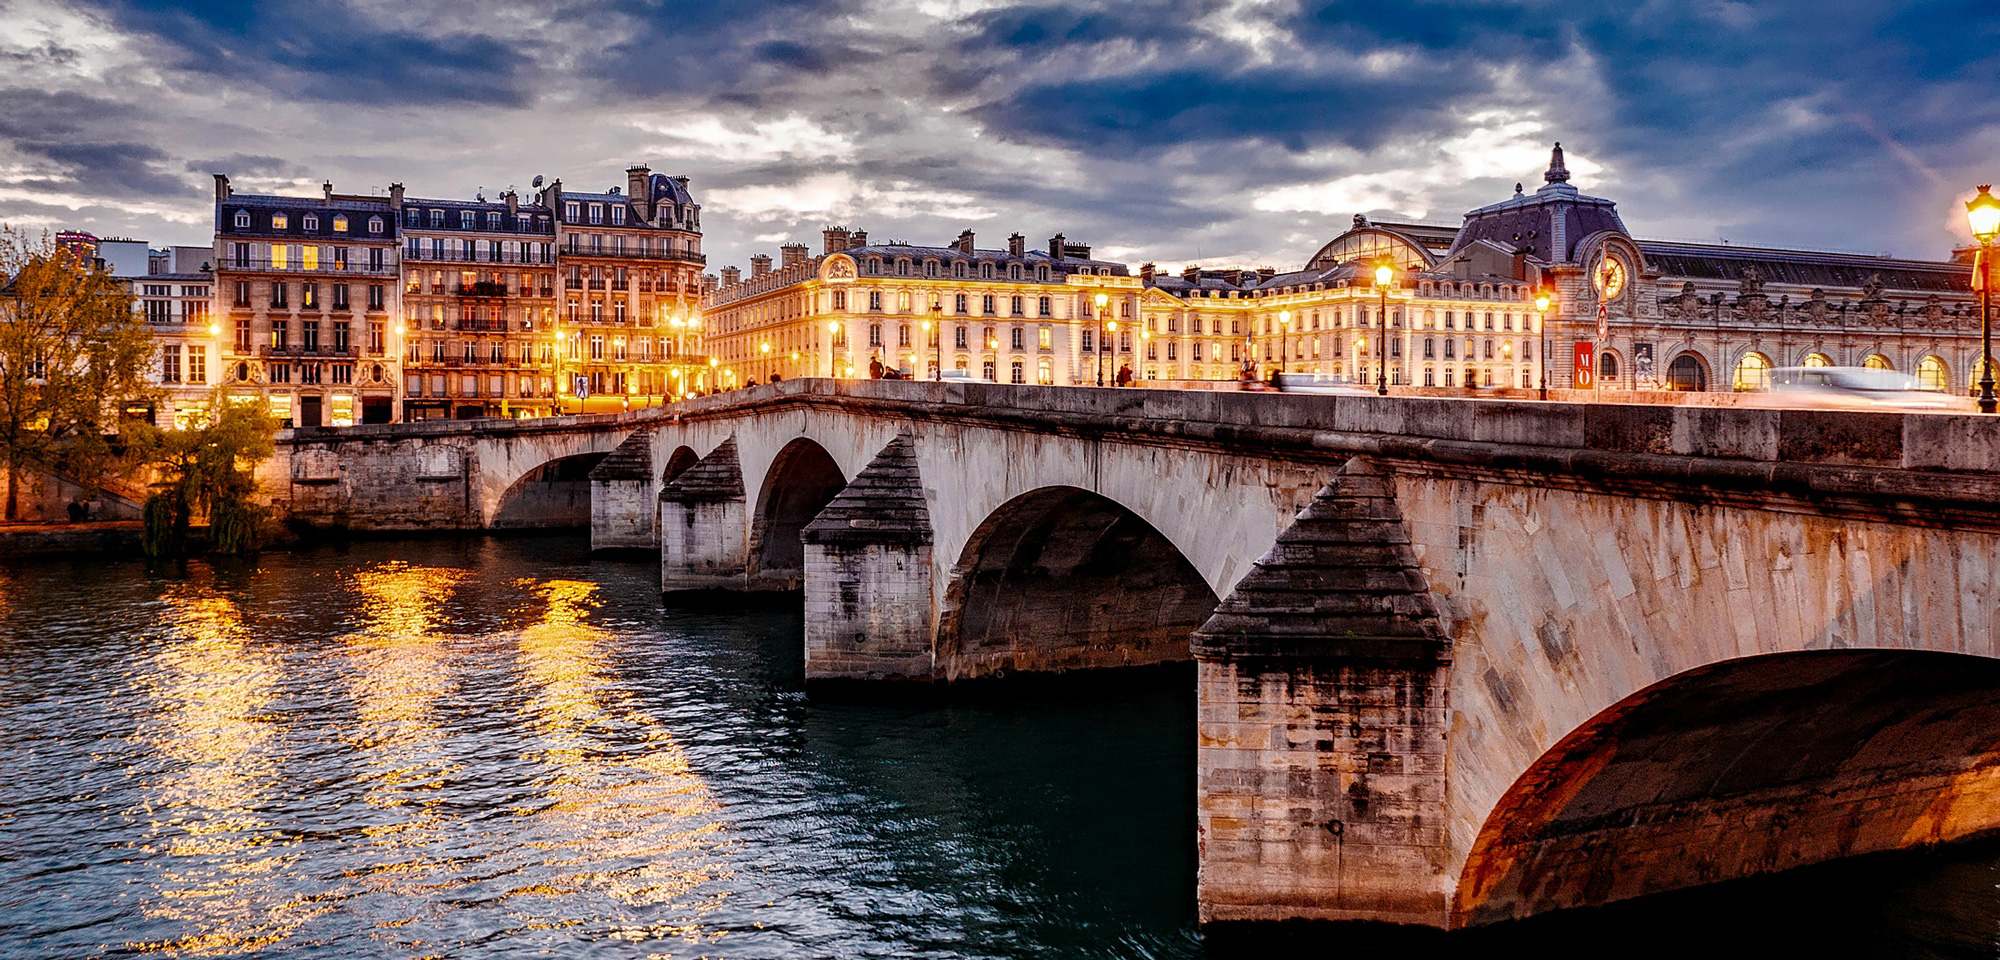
[803,435,938,682]
[659,436,754,592]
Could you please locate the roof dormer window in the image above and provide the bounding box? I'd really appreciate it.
[953,262,966,278]
[233,210,250,228]
[487,212,500,229]
[302,214,318,231]
[367,216,383,235]
[610,206,625,225]
[405,209,420,227]
[271,213,288,230]
[460,210,474,229]
[565,201,580,221]
[925,260,938,277]
[332,214,348,233]
[429,209,444,227]
[588,204,603,224]
[980,263,994,279]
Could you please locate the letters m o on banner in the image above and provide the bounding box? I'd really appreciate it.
[1574,341,1596,389]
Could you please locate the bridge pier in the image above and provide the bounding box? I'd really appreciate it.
[800,436,937,683]
[589,426,658,553]
[658,436,755,592]
[1194,460,1455,928]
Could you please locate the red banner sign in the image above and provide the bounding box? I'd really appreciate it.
[1574,341,1595,389]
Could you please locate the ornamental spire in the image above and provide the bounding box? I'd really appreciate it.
[1544,142,1570,184]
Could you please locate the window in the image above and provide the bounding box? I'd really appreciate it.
[981,263,994,280]
[233,210,250,228]
[1010,295,1023,315]
[926,260,938,277]
[1010,360,1024,383]
[269,363,291,383]
[982,295,995,315]
[234,281,251,306]
[189,348,206,384]
[272,213,288,230]
[332,215,348,233]
[832,290,846,311]
[1036,266,1049,282]
[1010,328,1024,350]
[1919,355,1949,392]
[565,201,580,221]
[270,283,289,308]
[1038,296,1050,316]
[368,284,383,310]
[1038,326,1052,349]
[955,294,968,313]
[430,209,445,227]
[869,291,883,311]
[302,283,318,308]
[1081,329,1094,352]
[589,204,603,224]
[161,345,182,383]
[869,323,883,347]
[954,326,967,349]
[610,205,625,225]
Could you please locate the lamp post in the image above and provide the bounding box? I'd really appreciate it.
[987,334,1000,383]
[1374,263,1393,395]
[927,296,943,380]
[1276,310,1290,377]
[1967,184,2000,413]
[826,320,841,379]
[1535,290,1553,400]
[1094,292,1109,386]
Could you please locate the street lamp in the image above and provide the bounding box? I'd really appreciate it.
[987,334,1000,383]
[1535,290,1553,400]
[1094,292,1109,386]
[927,295,943,381]
[1276,310,1290,377]
[1967,184,2000,413]
[1373,263,1394,395]
[826,320,841,379]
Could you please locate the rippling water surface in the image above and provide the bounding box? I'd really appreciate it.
[2,536,1998,959]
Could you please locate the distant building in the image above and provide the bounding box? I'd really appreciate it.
[702,229,1132,387]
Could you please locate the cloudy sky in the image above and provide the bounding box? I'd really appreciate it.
[1,0,1995,273]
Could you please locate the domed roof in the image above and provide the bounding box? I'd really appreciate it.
[650,174,694,207]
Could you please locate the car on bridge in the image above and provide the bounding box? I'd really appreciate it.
[1764,366,1967,411]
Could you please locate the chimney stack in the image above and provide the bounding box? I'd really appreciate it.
[780,243,809,270]
[389,182,404,209]
[1182,265,1202,283]
[750,253,773,279]
[1141,262,1155,284]
[721,266,742,286]
[851,229,868,247]
[627,164,652,222]
[1008,233,1025,257]
[1049,233,1066,260]
[822,225,851,255]
[504,189,518,216]
[212,173,232,201]
[1257,267,1275,282]
[955,229,975,254]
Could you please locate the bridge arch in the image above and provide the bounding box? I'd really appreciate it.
[1453,649,2000,926]
[936,485,1220,681]
[491,452,608,528]
[750,437,848,584]
[662,445,699,484]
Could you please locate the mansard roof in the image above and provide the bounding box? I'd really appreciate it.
[401,196,555,235]
[1635,241,1968,295]
[843,243,1128,273]
[217,195,396,240]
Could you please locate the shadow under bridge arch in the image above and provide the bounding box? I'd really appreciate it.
[938,486,1219,681]
[751,437,847,586]
[1454,649,2000,928]
[491,452,609,528]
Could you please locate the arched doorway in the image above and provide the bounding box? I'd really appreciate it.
[1732,351,1772,391]
[938,487,1218,680]
[1455,650,2000,926]
[1918,356,1950,392]
[750,438,846,584]
[491,452,609,528]
[1666,353,1708,391]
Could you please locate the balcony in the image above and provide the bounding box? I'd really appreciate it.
[220,258,396,277]
[454,319,509,332]
[558,247,707,265]
[261,344,357,358]
[457,281,510,298]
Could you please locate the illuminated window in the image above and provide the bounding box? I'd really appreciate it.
[1918,355,1949,392]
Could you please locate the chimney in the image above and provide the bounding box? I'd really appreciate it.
[1008,233,1025,257]
[1257,267,1276,283]
[955,229,975,254]
[212,173,232,201]
[750,253,772,278]
[851,229,867,247]
[323,179,334,202]
[504,190,518,216]
[1182,265,1202,283]
[780,243,809,270]
[1049,233,1066,259]
[1140,262,1155,284]
[822,225,851,255]
[627,164,652,222]
[388,182,404,209]
[721,266,742,286]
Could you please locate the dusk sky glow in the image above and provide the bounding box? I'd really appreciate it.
[2,0,1996,270]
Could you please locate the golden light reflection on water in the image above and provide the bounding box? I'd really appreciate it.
[510,577,732,953]
[128,584,328,955]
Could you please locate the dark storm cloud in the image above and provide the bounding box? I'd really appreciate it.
[96,0,533,105]
[589,0,871,104]
[182,154,293,177]
[0,89,193,197]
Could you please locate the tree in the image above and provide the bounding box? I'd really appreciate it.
[0,227,156,519]
[127,395,275,556]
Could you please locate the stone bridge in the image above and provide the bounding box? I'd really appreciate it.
[277,380,2000,932]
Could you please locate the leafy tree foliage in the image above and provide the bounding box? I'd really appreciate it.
[127,395,275,556]
[0,227,156,519]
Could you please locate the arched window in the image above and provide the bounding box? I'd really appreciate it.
[1732,352,1771,392]
[1863,354,1893,371]
[1801,352,1832,367]
[1918,355,1949,392]
[1600,352,1619,380]
[1668,354,1709,391]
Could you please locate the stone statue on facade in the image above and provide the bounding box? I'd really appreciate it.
[1738,265,1764,297]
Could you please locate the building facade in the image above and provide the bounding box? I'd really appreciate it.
[212,177,401,427]
[702,229,1135,388]
[126,245,217,428]
[1144,144,1988,395]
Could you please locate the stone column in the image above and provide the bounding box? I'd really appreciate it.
[1193,457,1454,929]
[659,435,750,592]
[589,425,657,553]
[801,435,935,683]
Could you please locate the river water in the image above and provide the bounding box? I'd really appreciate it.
[1,536,1996,959]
